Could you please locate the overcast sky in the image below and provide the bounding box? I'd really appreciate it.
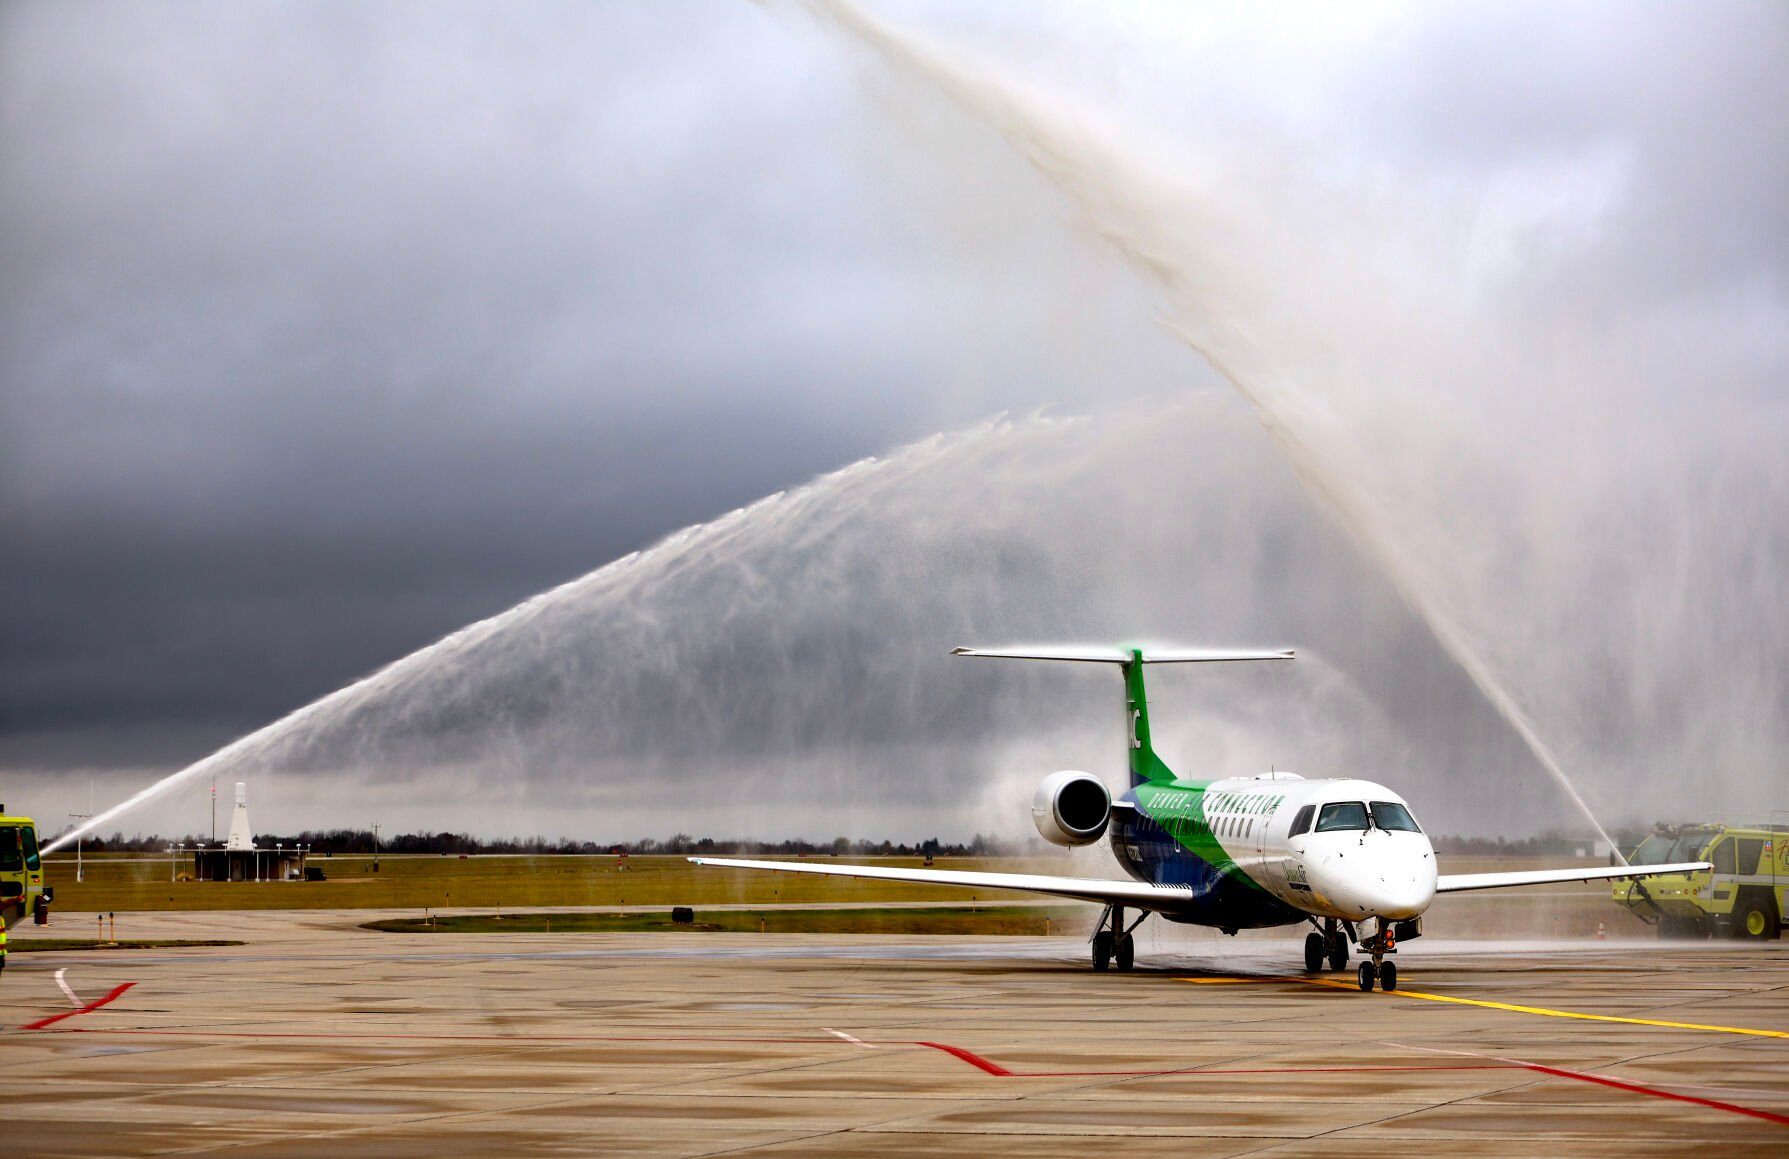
[4,2,1784,843]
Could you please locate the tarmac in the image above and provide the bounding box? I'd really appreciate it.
[1,908,1785,1156]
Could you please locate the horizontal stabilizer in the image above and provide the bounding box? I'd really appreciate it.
[951,645,1294,664]
[1435,861,1711,894]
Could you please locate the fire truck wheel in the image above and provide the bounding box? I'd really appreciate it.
[1658,915,1705,939]
[1735,892,1778,941]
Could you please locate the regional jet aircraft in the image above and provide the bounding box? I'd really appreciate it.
[693,647,1709,990]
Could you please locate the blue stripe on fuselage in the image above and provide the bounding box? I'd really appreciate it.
[1109,790,1305,929]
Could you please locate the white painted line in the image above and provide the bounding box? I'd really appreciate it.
[54,968,82,1008]
[823,1027,877,1048]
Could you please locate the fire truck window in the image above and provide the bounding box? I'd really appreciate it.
[0,827,21,872]
[1710,839,1736,875]
[21,825,40,872]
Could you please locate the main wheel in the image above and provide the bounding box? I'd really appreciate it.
[1379,961,1398,991]
[1357,961,1376,991]
[1115,933,1135,972]
[1327,931,1349,972]
[1304,932,1325,972]
[1092,930,1114,971]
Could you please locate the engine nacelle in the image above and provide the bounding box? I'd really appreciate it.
[1031,770,1112,847]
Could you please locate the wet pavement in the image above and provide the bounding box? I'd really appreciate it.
[1,909,1784,1156]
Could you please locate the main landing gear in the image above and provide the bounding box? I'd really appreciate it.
[1354,919,1398,991]
[1302,918,1351,973]
[1092,904,1148,971]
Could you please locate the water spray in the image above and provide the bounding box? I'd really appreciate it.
[800,0,1627,858]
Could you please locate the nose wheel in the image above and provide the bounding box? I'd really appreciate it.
[1354,920,1399,990]
[1356,959,1397,991]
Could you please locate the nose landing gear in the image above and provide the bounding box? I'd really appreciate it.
[1354,920,1399,991]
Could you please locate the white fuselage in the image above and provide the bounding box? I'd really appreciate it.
[1130,774,1439,924]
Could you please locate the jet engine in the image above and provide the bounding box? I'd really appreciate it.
[1031,770,1112,847]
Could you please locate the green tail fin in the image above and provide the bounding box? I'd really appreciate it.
[1124,649,1175,786]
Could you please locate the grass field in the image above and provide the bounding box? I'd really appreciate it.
[362,905,1088,937]
[39,853,1081,913]
[33,852,1651,939]
[7,939,245,953]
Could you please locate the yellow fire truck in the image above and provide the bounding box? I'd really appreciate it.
[0,807,53,935]
[1614,823,1785,939]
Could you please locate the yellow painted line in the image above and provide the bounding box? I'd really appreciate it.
[1180,975,1789,1039]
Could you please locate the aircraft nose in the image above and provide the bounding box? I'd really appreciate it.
[1365,844,1437,919]
[1306,840,1436,920]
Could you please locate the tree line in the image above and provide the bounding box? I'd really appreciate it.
[43,826,1654,858]
[42,828,1036,857]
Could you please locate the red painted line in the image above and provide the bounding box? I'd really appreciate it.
[21,982,136,1031]
[41,1026,1517,1081]
[1518,1061,1789,1128]
[1388,1041,1789,1129]
[35,1018,1779,1125]
[40,1024,1513,1080]
[914,1040,1013,1076]
[42,1027,842,1044]
[1007,1063,1522,1078]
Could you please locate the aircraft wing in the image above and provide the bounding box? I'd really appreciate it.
[688,856,1196,910]
[1435,861,1711,894]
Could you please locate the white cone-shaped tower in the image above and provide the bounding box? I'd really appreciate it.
[225,782,255,851]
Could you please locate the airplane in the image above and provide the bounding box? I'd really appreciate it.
[693,646,1711,991]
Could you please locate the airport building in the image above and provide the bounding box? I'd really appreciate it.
[190,782,308,882]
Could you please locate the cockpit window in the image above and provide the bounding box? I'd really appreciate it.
[1289,804,1316,836]
[1315,801,1369,832]
[1370,802,1421,833]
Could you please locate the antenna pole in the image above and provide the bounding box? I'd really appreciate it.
[69,811,91,883]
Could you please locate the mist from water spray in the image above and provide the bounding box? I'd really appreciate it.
[44,429,924,853]
[800,0,1635,853]
[46,400,1422,850]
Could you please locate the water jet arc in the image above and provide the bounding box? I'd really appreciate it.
[804,0,1624,859]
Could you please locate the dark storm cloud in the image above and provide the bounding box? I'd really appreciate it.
[0,1,1188,765]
